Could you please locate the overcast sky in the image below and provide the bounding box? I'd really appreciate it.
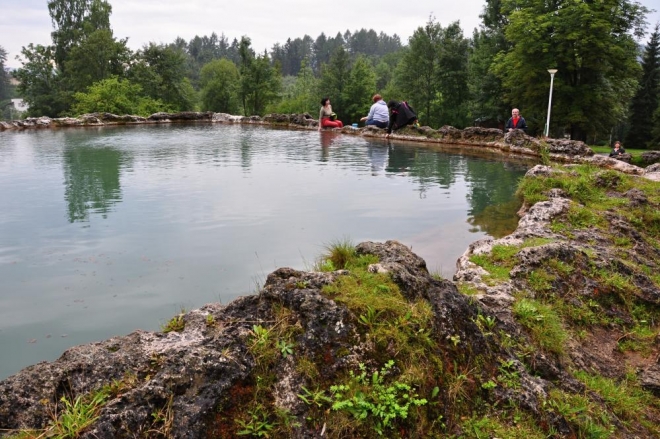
[2,0,659,69]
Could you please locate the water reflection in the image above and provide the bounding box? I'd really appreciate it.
[63,145,129,222]
[464,160,527,237]
[386,144,460,198]
[468,199,522,238]
[319,130,340,162]
[0,124,533,379]
[366,144,389,175]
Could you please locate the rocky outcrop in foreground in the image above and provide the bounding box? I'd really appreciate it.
[2,164,660,438]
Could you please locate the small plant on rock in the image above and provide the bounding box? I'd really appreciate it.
[161,309,186,333]
[329,360,428,436]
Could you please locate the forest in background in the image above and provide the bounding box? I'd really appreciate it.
[1,0,660,148]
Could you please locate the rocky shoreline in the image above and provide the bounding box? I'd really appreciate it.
[3,111,659,180]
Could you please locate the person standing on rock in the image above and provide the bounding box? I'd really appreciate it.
[505,108,527,132]
[609,141,626,157]
[318,97,344,130]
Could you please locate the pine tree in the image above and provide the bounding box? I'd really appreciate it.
[628,24,660,149]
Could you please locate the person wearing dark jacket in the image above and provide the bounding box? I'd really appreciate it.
[609,141,625,157]
[386,100,418,136]
[505,108,527,132]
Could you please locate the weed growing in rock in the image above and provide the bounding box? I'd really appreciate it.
[5,387,112,439]
[235,403,275,437]
[474,313,496,335]
[496,359,521,389]
[161,309,186,333]
[298,386,332,407]
[328,360,428,436]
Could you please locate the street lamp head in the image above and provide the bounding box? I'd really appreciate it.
[548,68,558,75]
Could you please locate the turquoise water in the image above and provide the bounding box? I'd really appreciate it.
[0,124,530,378]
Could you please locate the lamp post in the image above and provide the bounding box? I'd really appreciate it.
[545,69,558,138]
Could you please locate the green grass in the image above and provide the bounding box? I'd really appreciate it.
[317,237,357,271]
[6,388,111,439]
[573,370,660,429]
[468,238,554,284]
[459,409,550,439]
[513,297,568,356]
[547,388,614,438]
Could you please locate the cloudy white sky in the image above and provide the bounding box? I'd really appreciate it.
[2,0,659,69]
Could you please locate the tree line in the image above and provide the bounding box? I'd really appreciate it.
[3,0,659,148]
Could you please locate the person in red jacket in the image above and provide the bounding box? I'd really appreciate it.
[505,108,527,132]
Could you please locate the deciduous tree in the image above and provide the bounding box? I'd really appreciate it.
[71,76,167,116]
[48,0,112,71]
[14,44,69,117]
[129,43,196,112]
[63,29,130,94]
[493,0,649,140]
[200,58,240,113]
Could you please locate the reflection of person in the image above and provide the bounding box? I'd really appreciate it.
[505,108,527,132]
[367,144,389,175]
[360,94,389,129]
[609,141,625,157]
[386,100,418,137]
[319,130,338,162]
[318,97,344,130]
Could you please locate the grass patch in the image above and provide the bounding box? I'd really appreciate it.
[457,282,482,296]
[468,238,554,284]
[547,388,614,438]
[317,237,357,271]
[513,297,567,356]
[459,409,550,439]
[573,370,659,431]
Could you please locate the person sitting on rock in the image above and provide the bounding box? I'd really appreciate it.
[609,141,625,157]
[318,97,344,130]
[360,94,389,129]
[505,108,527,132]
[386,100,418,137]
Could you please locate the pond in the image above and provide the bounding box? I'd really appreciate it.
[0,124,531,379]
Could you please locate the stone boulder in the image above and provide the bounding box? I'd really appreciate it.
[83,113,147,123]
[0,241,564,437]
[462,126,505,142]
[147,112,214,122]
[544,138,593,156]
[262,113,316,127]
[641,150,660,165]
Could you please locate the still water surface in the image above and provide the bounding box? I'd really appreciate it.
[0,124,529,378]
